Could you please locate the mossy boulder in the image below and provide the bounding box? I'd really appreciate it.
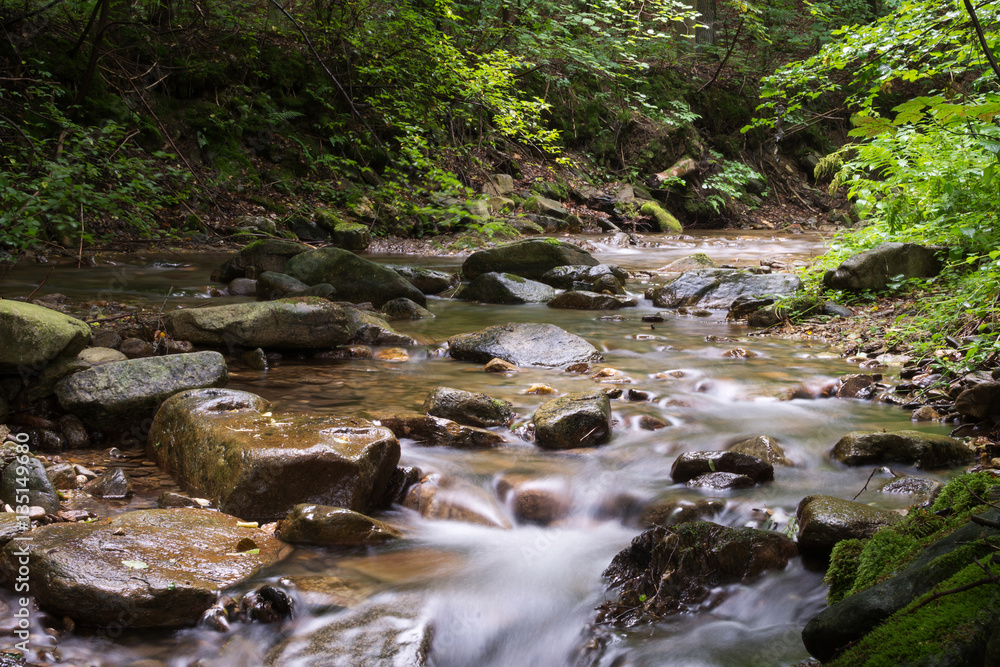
[210,239,310,283]
[639,201,683,232]
[54,351,229,429]
[147,388,401,521]
[533,390,612,450]
[547,291,637,310]
[461,238,599,281]
[0,455,59,514]
[388,266,460,295]
[831,430,973,469]
[0,509,283,628]
[523,195,568,219]
[286,247,426,307]
[539,264,628,289]
[796,494,902,555]
[823,242,942,292]
[277,504,401,547]
[455,272,557,304]
[316,211,372,252]
[725,435,793,467]
[255,271,311,300]
[422,387,514,428]
[164,298,352,349]
[0,300,92,374]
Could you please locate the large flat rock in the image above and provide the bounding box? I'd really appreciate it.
[461,238,598,280]
[0,300,92,374]
[147,388,400,521]
[0,509,283,628]
[650,269,801,310]
[447,322,603,368]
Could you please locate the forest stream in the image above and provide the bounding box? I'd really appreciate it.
[0,231,959,667]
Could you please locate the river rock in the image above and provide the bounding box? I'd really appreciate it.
[462,238,599,280]
[831,430,973,468]
[0,508,282,628]
[403,475,511,528]
[381,298,434,320]
[876,475,943,500]
[547,290,637,310]
[388,266,459,295]
[227,277,257,296]
[533,390,612,450]
[211,239,309,283]
[657,253,717,273]
[0,512,28,547]
[802,505,1000,663]
[147,388,400,521]
[448,322,603,367]
[495,474,572,525]
[539,264,628,289]
[54,351,229,429]
[524,195,568,219]
[823,242,942,292]
[598,521,797,625]
[344,308,420,346]
[316,215,372,252]
[256,271,311,300]
[83,466,133,499]
[266,594,431,667]
[119,337,154,358]
[422,387,513,428]
[726,435,792,467]
[164,298,351,349]
[796,495,901,554]
[0,300,92,374]
[670,451,774,484]
[955,381,1000,420]
[277,504,400,546]
[46,462,78,489]
[77,347,128,365]
[591,274,626,295]
[836,373,880,399]
[456,272,557,304]
[639,498,726,528]
[0,456,59,514]
[686,471,756,491]
[649,269,801,309]
[375,413,506,449]
[285,248,426,307]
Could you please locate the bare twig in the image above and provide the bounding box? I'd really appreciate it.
[853,466,883,501]
[26,266,55,302]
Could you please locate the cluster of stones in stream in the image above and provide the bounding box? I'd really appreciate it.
[1,236,998,665]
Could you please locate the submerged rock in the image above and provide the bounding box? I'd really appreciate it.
[598,521,797,625]
[725,435,793,467]
[533,390,612,450]
[796,494,901,554]
[147,388,400,521]
[277,504,401,547]
[0,300,92,374]
[831,430,973,469]
[403,475,511,529]
[448,322,603,367]
[55,351,229,429]
[375,413,506,449]
[649,269,801,310]
[164,299,351,349]
[462,238,599,280]
[0,508,282,628]
[381,298,434,320]
[422,386,513,428]
[344,308,420,346]
[495,474,572,525]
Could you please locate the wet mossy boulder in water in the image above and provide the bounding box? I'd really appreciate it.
[277,504,401,547]
[650,268,802,310]
[381,298,434,320]
[0,508,283,628]
[387,266,460,295]
[255,271,311,300]
[725,434,793,467]
[831,430,973,469]
[461,238,599,281]
[315,211,371,252]
[147,388,400,522]
[0,300,92,374]
[210,239,310,283]
[823,242,942,292]
[539,264,628,289]
[54,351,229,429]
[455,272,557,304]
[163,298,352,349]
[796,494,902,555]
[598,521,797,625]
[0,455,59,514]
[547,291,637,310]
[375,413,506,449]
[344,307,421,346]
[448,322,603,367]
[422,386,514,428]
[670,450,774,484]
[286,248,426,307]
[533,390,612,450]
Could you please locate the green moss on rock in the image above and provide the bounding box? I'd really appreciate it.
[639,202,683,232]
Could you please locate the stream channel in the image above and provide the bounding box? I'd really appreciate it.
[0,231,955,667]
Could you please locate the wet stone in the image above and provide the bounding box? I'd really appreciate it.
[670,451,774,484]
[83,466,133,499]
[726,435,792,467]
[796,494,902,554]
[685,471,756,491]
[422,386,513,428]
[277,504,401,547]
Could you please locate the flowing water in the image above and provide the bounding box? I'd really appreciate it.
[0,232,957,666]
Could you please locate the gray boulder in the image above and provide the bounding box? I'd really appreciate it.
[539,264,628,289]
[286,248,427,307]
[547,291,637,310]
[650,269,801,309]
[381,298,434,320]
[726,435,793,467]
[1,456,59,514]
[422,386,514,427]
[671,451,774,484]
[164,299,351,349]
[533,390,612,450]
[796,494,901,554]
[211,239,309,283]
[462,238,599,280]
[256,271,311,300]
[456,272,557,304]
[523,195,568,219]
[831,430,973,468]
[448,322,603,367]
[0,300,92,374]
[0,508,282,627]
[388,266,459,295]
[54,351,229,429]
[277,504,400,547]
[823,242,942,292]
[147,388,400,521]
[344,308,420,346]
